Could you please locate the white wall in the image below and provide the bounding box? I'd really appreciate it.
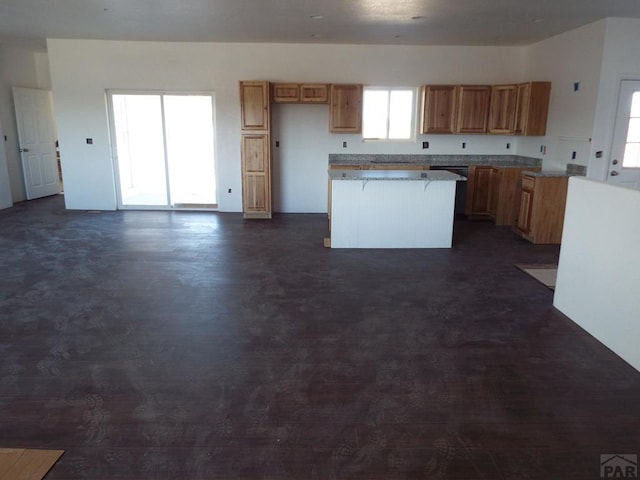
[554,177,640,372]
[0,45,50,203]
[47,39,527,212]
[589,18,640,181]
[519,20,607,171]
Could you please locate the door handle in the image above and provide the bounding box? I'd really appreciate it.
[19,148,29,152]
[610,171,619,176]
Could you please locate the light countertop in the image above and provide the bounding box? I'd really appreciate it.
[329,169,466,181]
[522,170,572,178]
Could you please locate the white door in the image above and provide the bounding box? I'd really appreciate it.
[609,80,640,188]
[13,87,60,199]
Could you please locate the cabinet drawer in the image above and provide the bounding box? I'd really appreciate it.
[521,175,535,190]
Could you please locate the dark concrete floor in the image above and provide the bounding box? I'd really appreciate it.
[0,195,638,480]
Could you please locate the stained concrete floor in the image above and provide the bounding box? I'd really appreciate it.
[1,195,638,479]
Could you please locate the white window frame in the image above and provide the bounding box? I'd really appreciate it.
[362,86,417,142]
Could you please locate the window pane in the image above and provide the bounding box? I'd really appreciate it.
[625,117,640,143]
[363,90,389,139]
[630,91,640,118]
[112,94,168,206]
[622,142,640,168]
[388,90,413,139]
[164,95,217,205]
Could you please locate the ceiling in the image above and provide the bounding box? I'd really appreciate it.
[2,0,640,52]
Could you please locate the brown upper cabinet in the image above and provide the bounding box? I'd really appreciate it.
[300,84,329,103]
[488,84,518,134]
[420,85,458,134]
[240,81,270,131]
[421,82,550,136]
[271,83,300,103]
[514,82,551,136]
[272,83,329,104]
[456,85,491,133]
[329,84,363,133]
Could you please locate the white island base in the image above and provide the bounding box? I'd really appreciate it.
[329,169,464,248]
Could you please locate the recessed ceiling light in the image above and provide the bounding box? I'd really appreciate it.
[310,15,324,20]
[532,18,545,23]
[394,35,404,39]
[311,34,322,38]
[411,15,424,20]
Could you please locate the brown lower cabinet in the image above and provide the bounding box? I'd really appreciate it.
[241,133,271,218]
[465,165,541,225]
[514,174,569,244]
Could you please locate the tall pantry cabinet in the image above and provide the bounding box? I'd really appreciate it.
[240,81,272,219]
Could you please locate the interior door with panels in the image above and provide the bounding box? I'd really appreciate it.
[12,87,60,200]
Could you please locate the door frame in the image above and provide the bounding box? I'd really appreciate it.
[106,89,219,211]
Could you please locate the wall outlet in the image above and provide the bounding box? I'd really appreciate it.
[571,151,577,160]
[86,138,93,144]
[275,140,279,148]
[422,141,429,149]
[462,142,466,149]
[227,188,232,193]
[342,141,347,148]
[506,142,510,149]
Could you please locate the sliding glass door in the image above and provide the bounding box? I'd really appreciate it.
[109,92,217,209]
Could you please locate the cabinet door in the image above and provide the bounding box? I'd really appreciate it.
[240,81,270,131]
[272,83,300,103]
[420,85,457,134]
[514,83,531,135]
[241,134,271,217]
[465,166,493,215]
[515,187,534,234]
[487,167,500,217]
[456,86,491,133]
[488,84,517,134]
[329,84,362,133]
[300,84,329,103]
[514,82,551,136]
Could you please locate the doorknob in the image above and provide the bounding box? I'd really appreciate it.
[610,171,619,176]
[612,159,618,165]
[19,148,29,152]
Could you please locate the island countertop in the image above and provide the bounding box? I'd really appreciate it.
[328,169,466,181]
[329,153,542,168]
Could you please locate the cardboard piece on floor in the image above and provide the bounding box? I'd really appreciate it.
[0,448,64,480]
[515,263,558,290]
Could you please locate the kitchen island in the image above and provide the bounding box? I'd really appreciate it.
[329,169,466,248]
